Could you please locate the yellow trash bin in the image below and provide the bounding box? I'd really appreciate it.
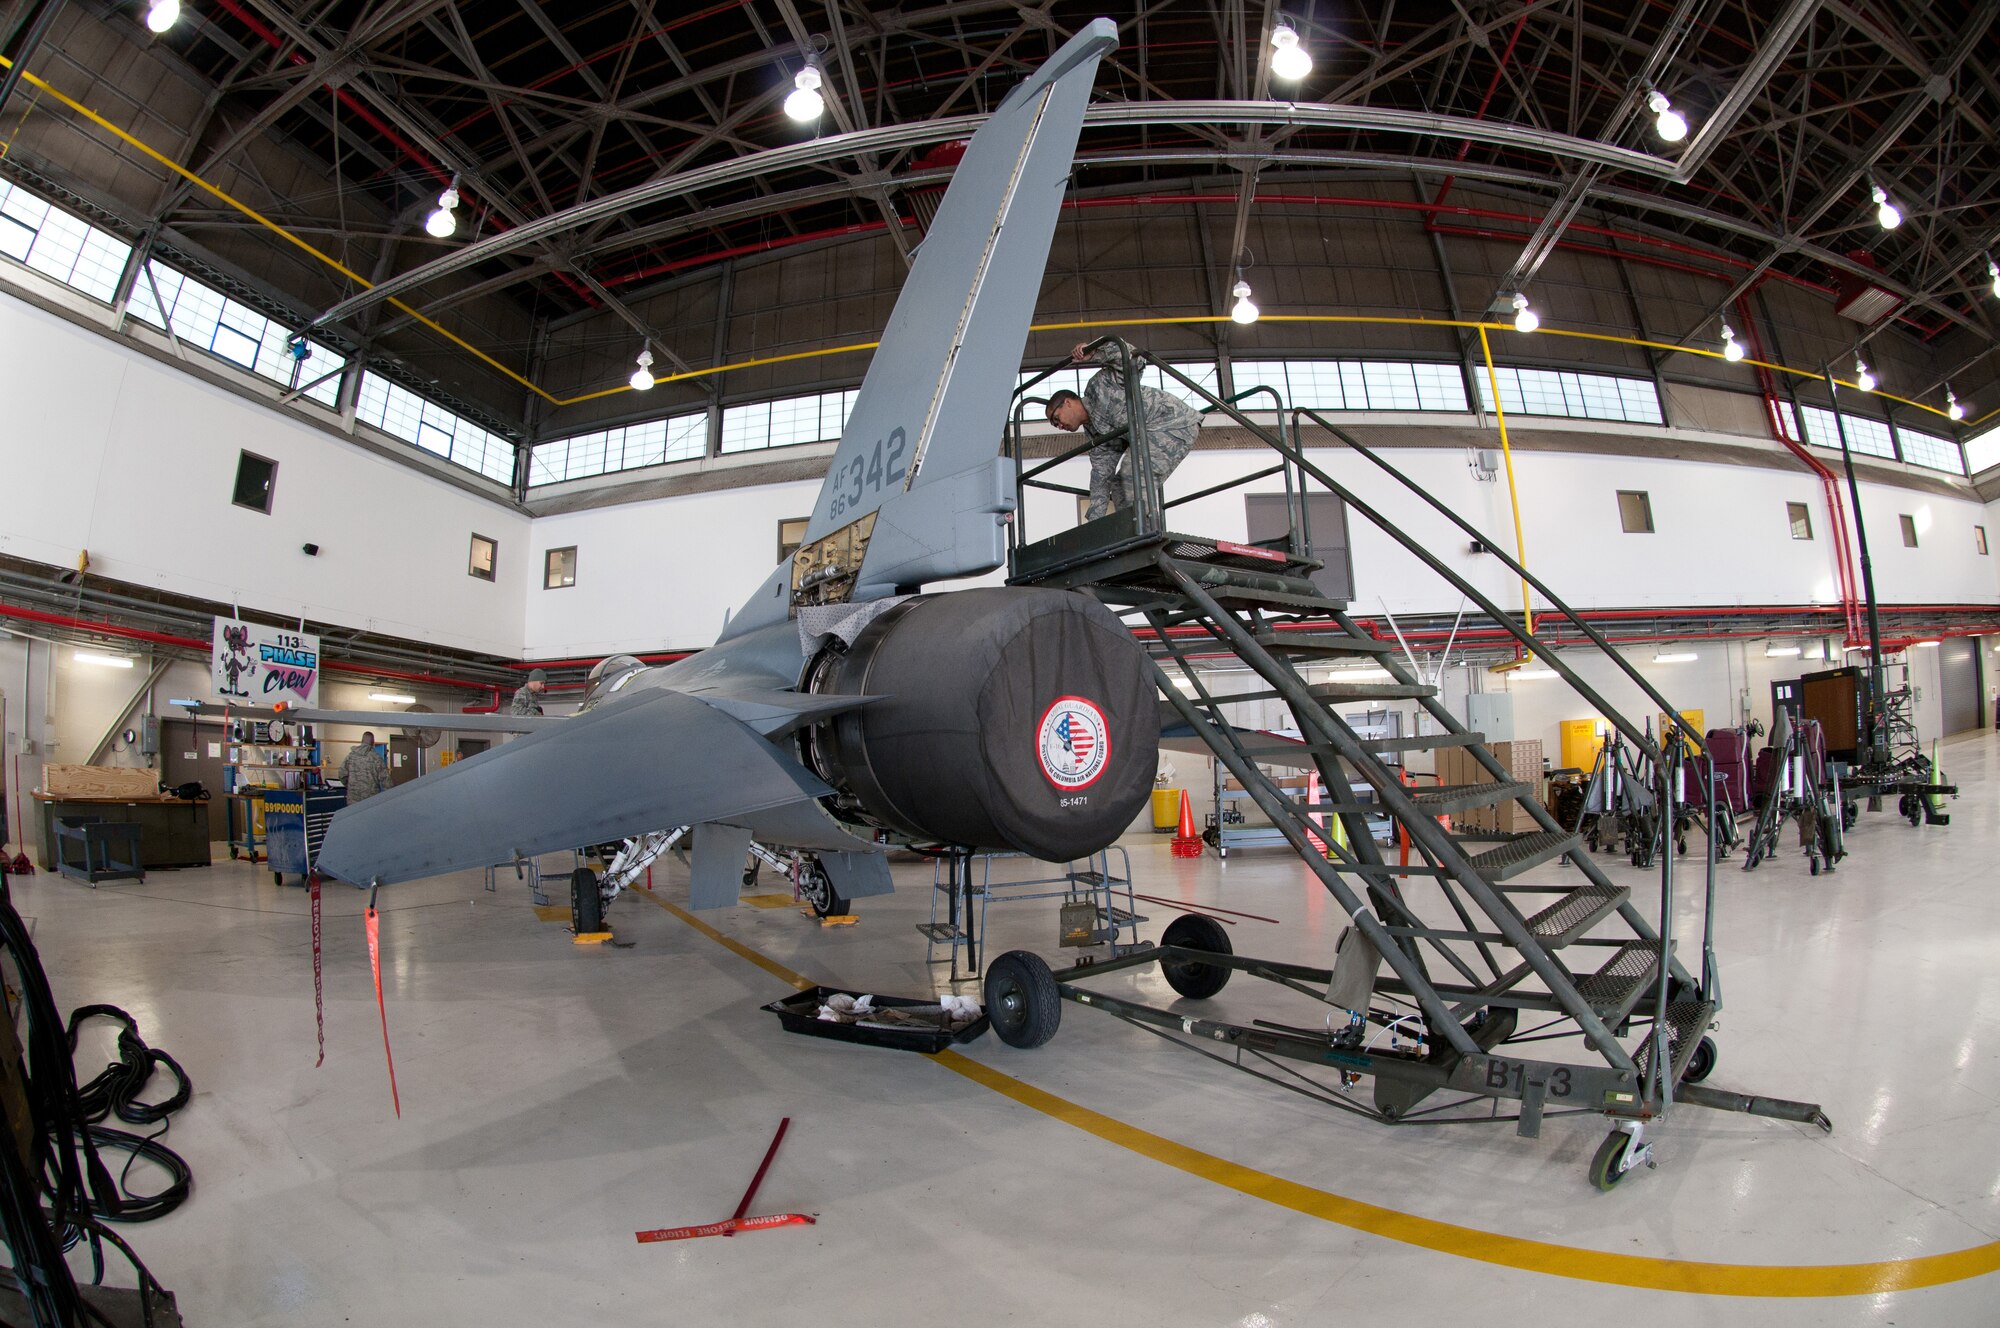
[1152,788,1183,832]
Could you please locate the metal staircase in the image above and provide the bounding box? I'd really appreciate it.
[994,341,1828,1187]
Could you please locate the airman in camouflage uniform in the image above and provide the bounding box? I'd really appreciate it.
[339,732,391,804]
[1045,343,1201,520]
[510,668,548,717]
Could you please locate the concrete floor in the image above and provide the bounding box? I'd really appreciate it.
[11,731,1999,1325]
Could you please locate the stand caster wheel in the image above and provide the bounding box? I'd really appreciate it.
[985,950,1061,1048]
[1590,1128,1641,1191]
[1684,1035,1717,1084]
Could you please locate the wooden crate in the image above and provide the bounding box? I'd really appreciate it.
[40,764,160,800]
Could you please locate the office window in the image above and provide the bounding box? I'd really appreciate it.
[468,534,497,582]
[1978,526,1989,556]
[777,518,811,564]
[233,451,277,513]
[1899,515,1918,548]
[544,546,577,589]
[1787,502,1813,541]
[1617,491,1654,534]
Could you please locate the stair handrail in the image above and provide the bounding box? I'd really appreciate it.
[1291,407,1709,769]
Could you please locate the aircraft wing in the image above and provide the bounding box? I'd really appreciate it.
[315,688,835,886]
[290,708,556,734]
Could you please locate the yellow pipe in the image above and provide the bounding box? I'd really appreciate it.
[3,51,1984,432]
[1477,325,1534,660]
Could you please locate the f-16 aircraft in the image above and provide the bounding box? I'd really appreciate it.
[309,18,1159,922]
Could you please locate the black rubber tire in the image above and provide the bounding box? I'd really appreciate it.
[1842,802,1859,830]
[1159,914,1233,999]
[742,860,760,888]
[985,950,1062,1048]
[1684,1035,1717,1084]
[1589,1128,1633,1192]
[797,861,849,918]
[571,866,604,934]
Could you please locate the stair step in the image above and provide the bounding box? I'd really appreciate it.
[1462,830,1579,881]
[1308,681,1438,701]
[1360,731,1487,754]
[1411,781,1531,815]
[1252,632,1394,657]
[1634,998,1715,1087]
[1573,941,1662,1021]
[1524,882,1629,946]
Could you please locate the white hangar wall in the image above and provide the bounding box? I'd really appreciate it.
[0,283,531,659]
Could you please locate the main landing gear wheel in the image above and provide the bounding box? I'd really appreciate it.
[1159,914,1233,999]
[985,950,1061,1048]
[797,861,848,918]
[1683,1035,1717,1084]
[570,866,604,934]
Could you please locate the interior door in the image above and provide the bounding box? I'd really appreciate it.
[387,735,420,787]
[159,718,229,840]
[1937,638,1982,736]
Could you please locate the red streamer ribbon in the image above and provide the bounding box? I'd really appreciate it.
[364,903,401,1117]
[635,1213,815,1243]
[636,1118,809,1244]
[310,873,324,1067]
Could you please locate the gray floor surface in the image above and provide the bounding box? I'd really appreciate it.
[9,731,1999,1325]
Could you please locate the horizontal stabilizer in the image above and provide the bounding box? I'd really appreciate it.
[316,689,831,886]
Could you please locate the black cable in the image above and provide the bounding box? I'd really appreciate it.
[0,883,189,1327]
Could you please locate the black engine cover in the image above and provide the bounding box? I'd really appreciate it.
[809,587,1157,861]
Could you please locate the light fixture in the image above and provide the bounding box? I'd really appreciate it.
[1645,89,1687,143]
[424,178,460,238]
[784,64,824,122]
[1229,279,1259,324]
[1269,23,1312,81]
[368,692,418,704]
[1720,321,1745,362]
[1988,254,2000,299]
[1653,651,1699,664]
[1913,640,1940,648]
[1869,181,1902,230]
[1510,292,1539,333]
[1947,387,1965,421]
[628,344,655,392]
[1854,357,1876,392]
[144,0,180,34]
[1512,668,1559,680]
[76,650,135,669]
[1765,644,1803,657]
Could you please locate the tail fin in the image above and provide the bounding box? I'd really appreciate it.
[722,18,1115,638]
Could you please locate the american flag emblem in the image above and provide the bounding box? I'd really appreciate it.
[1038,696,1110,790]
[1058,712,1094,762]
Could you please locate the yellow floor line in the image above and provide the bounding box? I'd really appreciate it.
[630,888,2000,1296]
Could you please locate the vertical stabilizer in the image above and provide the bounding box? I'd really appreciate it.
[721,19,1115,639]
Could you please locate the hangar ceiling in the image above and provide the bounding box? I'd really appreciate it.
[1,0,1996,451]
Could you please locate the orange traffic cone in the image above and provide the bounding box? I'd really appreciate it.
[1171,788,1203,858]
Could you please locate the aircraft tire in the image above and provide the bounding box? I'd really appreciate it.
[985,950,1061,1048]
[571,867,603,934]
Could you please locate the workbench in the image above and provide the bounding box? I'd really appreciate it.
[33,794,212,872]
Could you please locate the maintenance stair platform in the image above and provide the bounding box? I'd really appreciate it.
[988,338,1829,1188]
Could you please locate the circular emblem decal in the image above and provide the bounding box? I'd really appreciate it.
[1037,696,1111,790]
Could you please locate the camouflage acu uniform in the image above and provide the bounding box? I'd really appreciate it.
[509,682,544,717]
[1080,365,1200,520]
[339,744,391,804]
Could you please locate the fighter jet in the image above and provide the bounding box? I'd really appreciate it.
[310,18,1159,919]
